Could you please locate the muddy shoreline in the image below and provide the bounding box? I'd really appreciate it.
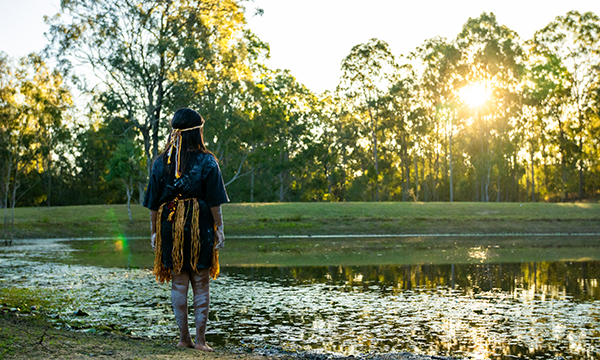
[0,313,455,360]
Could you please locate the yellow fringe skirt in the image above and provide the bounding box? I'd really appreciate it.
[153,198,220,283]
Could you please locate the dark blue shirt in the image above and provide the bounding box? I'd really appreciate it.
[143,152,229,211]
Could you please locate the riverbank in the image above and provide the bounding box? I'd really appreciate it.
[0,313,453,360]
[0,312,269,360]
[2,202,599,240]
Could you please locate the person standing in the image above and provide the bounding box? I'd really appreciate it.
[143,108,229,351]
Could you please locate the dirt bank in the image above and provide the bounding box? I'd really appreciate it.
[0,314,453,360]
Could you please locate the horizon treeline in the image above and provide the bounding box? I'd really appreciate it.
[1,1,599,210]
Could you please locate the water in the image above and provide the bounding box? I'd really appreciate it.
[1,238,599,359]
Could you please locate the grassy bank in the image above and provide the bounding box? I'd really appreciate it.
[0,314,279,360]
[1,202,599,240]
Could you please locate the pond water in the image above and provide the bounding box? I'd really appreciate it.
[1,238,599,359]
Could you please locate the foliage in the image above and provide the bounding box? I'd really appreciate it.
[2,8,600,207]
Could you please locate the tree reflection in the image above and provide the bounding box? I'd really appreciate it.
[223,261,600,301]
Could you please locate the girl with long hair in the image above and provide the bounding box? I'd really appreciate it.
[143,108,229,351]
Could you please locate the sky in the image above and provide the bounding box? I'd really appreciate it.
[1,0,600,94]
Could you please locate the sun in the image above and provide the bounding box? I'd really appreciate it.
[460,82,489,108]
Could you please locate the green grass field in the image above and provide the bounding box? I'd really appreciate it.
[1,201,598,240]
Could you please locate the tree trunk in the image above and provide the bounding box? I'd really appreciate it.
[141,126,152,179]
[126,181,133,223]
[449,133,453,202]
[414,150,419,201]
[561,159,567,202]
[367,106,379,201]
[278,172,284,202]
[421,156,425,202]
[485,160,492,203]
[444,124,448,202]
[9,151,20,243]
[326,163,333,200]
[151,37,166,161]
[530,147,535,203]
[138,166,145,204]
[578,147,583,201]
[401,133,408,202]
[46,157,52,207]
[250,165,254,203]
[434,148,439,201]
[496,175,501,202]
[405,150,411,202]
[3,151,12,245]
[475,173,479,202]
[151,112,160,161]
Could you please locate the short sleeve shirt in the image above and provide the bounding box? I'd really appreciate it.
[143,152,229,210]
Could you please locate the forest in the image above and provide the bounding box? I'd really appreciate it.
[1,0,599,210]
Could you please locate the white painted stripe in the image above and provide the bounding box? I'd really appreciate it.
[8,232,600,241]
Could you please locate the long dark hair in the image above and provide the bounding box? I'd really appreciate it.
[160,108,213,176]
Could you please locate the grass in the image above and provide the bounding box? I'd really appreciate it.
[1,202,600,240]
[0,287,72,315]
[0,312,282,360]
[0,286,285,359]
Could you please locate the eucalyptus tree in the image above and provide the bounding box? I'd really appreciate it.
[107,138,145,222]
[309,92,344,201]
[0,54,19,243]
[18,54,73,206]
[533,11,600,200]
[523,50,574,201]
[413,37,464,201]
[338,38,397,201]
[47,0,261,177]
[455,13,525,202]
[0,54,72,240]
[186,31,270,192]
[379,65,427,201]
[248,69,318,202]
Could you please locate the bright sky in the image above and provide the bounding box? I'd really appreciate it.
[1,0,599,94]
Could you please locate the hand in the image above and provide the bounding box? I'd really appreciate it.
[214,226,225,250]
[151,233,156,251]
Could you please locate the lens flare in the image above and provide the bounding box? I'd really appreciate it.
[460,82,489,107]
[114,234,129,252]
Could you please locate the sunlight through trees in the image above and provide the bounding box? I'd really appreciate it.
[1,5,599,206]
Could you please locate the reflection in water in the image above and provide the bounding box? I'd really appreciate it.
[0,240,599,359]
[225,262,600,301]
[218,263,600,358]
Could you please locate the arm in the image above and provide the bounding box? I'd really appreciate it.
[150,210,157,234]
[210,205,225,250]
[150,210,157,251]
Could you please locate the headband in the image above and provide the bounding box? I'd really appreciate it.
[167,124,204,178]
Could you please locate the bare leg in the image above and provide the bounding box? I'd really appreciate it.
[171,270,194,348]
[191,269,213,352]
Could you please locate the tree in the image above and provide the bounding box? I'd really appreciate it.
[246,69,317,202]
[377,65,427,201]
[338,38,397,201]
[455,13,525,202]
[414,37,464,201]
[524,50,574,201]
[18,54,72,206]
[107,139,145,222]
[0,53,73,241]
[47,0,262,179]
[533,11,600,200]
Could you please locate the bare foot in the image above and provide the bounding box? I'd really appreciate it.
[177,341,195,349]
[194,343,214,352]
